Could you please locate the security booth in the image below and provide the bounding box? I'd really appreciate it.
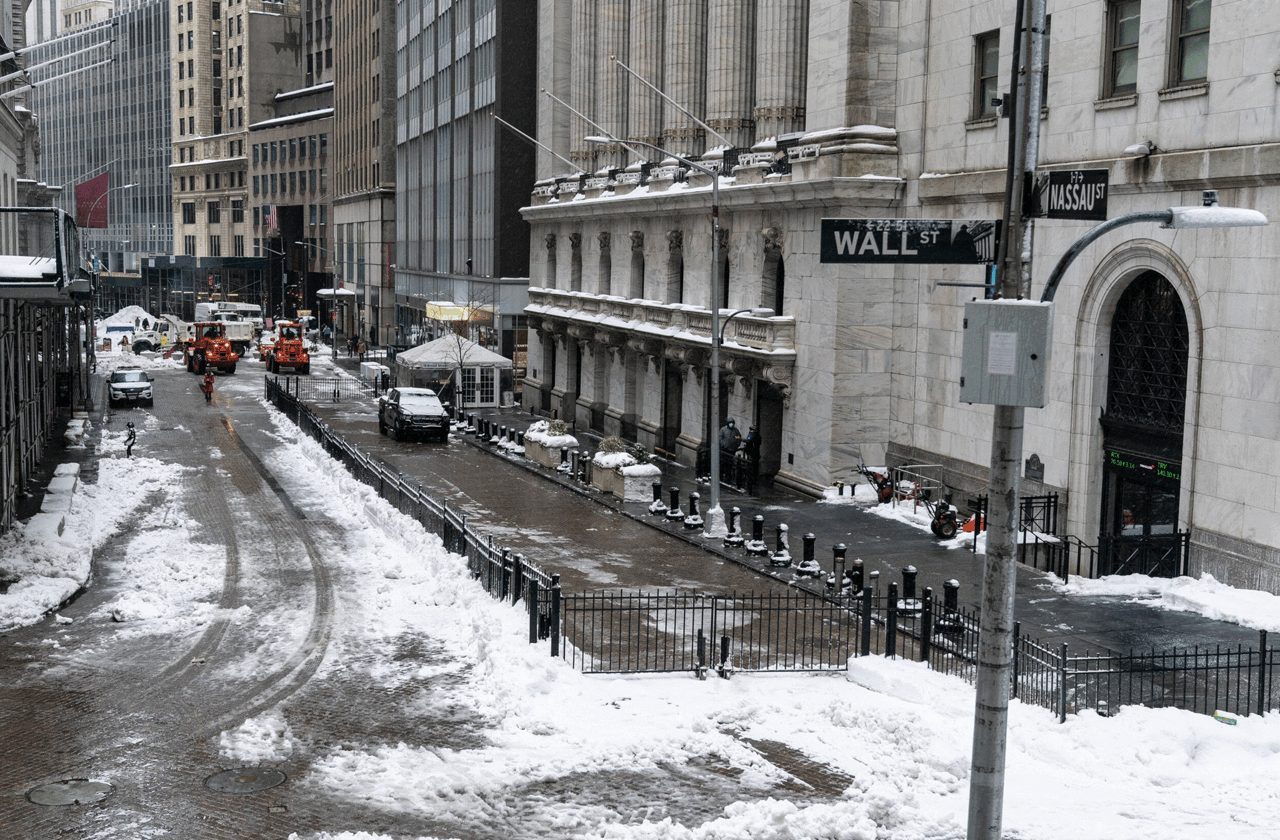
[392,335,514,409]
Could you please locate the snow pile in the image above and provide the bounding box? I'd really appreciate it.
[1054,572,1280,633]
[220,708,298,763]
[0,451,175,631]
[101,304,157,329]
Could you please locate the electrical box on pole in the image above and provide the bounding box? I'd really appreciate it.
[959,299,1053,408]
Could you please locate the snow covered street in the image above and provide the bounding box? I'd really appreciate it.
[0,348,1278,839]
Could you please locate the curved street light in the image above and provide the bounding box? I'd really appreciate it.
[584,134,731,537]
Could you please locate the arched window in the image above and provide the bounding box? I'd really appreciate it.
[1105,272,1188,434]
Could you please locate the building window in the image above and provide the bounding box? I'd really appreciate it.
[253,207,260,226]
[209,235,222,256]
[1172,0,1210,85]
[253,144,259,164]
[319,205,326,226]
[309,204,317,225]
[234,235,245,257]
[253,175,259,195]
[290,138,297,159]
[179,89,185,107]
[319,133,328,156]
[271,141,277,161]
[289,172,297,193]
[184,235,196,256]
[212,1,220,19]
[232,200,244,222]
[182,202,196,224]
[1106,1,1141,96]
[975,30,1000,118]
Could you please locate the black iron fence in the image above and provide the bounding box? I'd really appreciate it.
[266,376,1277,723]
[264,375,557,638]
[1018,530,1190,582]
[269,373,387,404]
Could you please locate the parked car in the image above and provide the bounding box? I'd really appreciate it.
[108,367,154,407]
[378,386,450,442]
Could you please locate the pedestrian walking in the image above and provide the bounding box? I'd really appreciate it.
[357,338,367,360]
[202,372,215,403]
[124,422,137,458]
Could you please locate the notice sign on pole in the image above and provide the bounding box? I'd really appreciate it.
[820,219,1001,264]
[1031,169,1109,220]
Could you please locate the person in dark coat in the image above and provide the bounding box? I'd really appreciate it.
[743,424,761,494]
[718,418,741,479]
[125,422,137,457]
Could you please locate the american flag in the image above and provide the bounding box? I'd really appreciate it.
[265,205,278,231]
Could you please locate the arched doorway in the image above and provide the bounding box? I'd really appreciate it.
[1098,271,1188,574]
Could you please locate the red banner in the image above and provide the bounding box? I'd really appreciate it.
[75,172,110,228]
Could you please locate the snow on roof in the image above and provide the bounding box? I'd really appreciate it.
[0,256,57,280]
[248,108,334,131]
[395,336,512,370]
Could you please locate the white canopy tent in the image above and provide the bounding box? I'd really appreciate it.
[393,335,513,408]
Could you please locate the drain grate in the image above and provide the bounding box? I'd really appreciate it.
[204,767,287,794]
[27,779,115,806]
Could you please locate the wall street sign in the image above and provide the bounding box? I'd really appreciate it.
[1031,169,1109,221]
[820,219,1001,264]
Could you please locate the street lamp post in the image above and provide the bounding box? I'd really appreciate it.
[584,134,729,537]
[299,240,346,360]
[966,190,1267,839]
[261,244,288,322]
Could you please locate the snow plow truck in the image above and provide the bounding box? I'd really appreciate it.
[184,322,240,374]
[260,320,310,374]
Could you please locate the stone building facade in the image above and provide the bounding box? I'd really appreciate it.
[522,0,1280,592]
[330,0,395,344]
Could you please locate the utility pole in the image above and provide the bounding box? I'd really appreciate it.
[967,2,1046,839]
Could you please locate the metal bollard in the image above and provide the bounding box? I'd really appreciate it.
[666,487,684,519]
[500,425,507,442]
[944,578,960,613]
[850,557,864,593]
[517,430,525,447]
[831,543,847,591]
[684,491,702,528]
[652,481,664,504]
[795,533,819,577]
[868,569,880,595]
[746,514,768,555]
[770,524,791,567]
[902,565,918,601]
[559,447,569,467]
[569,450,580,480]
[725,506,744,546]
[802,533,816,566]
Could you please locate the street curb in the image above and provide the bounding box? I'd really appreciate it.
[452,426,833,598]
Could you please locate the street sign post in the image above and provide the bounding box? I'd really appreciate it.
[820,218,1001,264]
[1030,169,1109,220]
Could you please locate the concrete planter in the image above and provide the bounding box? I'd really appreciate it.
[524,437,562,469]
[591,459,662,502]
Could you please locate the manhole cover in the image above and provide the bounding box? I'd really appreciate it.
[204,767,287,794]
[27,779,115,806]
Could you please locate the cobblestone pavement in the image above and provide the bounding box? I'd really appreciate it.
[0,366,856,840]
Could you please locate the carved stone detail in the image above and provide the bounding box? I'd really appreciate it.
[667,229,683,251]
[568,232,582,252]
[762,226,783,255]
[545,233,557,251]
[630,230,644,251]
[597,231,611,251]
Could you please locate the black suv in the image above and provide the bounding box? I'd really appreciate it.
[378,387,450,442]
[108,368,154,407]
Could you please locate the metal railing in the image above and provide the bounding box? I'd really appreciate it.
[263,374,555,634]
[266,375,1276,722]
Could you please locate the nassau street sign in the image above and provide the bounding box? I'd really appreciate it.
[1030,169,1109,221]
[820,218,1001,264]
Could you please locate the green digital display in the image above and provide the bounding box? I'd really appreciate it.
[1107,450,1180,481]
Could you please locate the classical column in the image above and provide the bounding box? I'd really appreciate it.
[706,0,757,150]
[596,0,630,171]
[628,1,665,152]
[754,0,808,141]
[663,0,708,157]
[569,1,598,169]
